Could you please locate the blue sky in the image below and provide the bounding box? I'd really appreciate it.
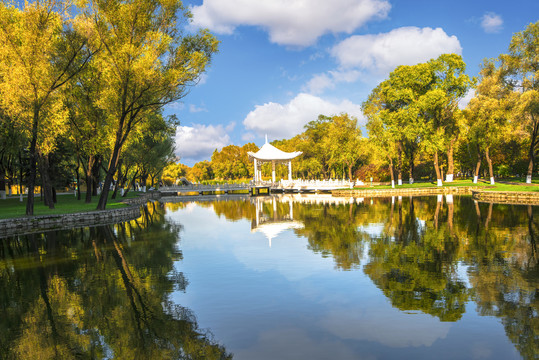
[167,0,539,166]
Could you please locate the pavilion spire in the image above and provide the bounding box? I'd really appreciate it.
[265,134,268,144]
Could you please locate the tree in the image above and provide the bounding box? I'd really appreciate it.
[82,0,218,210]
[422,54,473,186]
[502,21,539,183]
[188,160,213,182]
[0,0,93,214]
[464,59,513,184]
[324,113,363,180]
[364,91,399,188]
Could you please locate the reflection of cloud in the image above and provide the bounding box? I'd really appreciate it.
[190,0,390,47]
[320,306,452,347]
[234,328,362,360]
[167,203,335,281]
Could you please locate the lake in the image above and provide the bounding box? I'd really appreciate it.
[0,194,537,359]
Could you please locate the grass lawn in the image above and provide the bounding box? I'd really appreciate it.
[0,191,141,220]
[360,179,539,192]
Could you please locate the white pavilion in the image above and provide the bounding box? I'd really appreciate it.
[248,136,302,184]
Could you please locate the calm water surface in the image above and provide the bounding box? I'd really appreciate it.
[0,195,537,359]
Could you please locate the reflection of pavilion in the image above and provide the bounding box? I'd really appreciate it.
[251,196,303,247]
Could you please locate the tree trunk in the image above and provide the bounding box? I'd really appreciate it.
[26,108,40,215]
[433,151,442,186]
[0,165,6,200]
[397,143,402,186]
[112,159,123,199]
[446,138,455,182]
[76,155,81,200]
[92,155,102,196]
[18,151,23,202]
[122,169,139,198]
[408,146,415,184]
[85,155,95,204]
[348,164,352,181]
[526,116,539,183]
[474,148,482,184]
[527,142,535,184]
[388,155,395,188]
[485,147,495,185]
[37,153,54,209]
[97,140,122,210]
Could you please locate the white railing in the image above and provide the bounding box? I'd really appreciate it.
[161,179,365,192]
[161,183,251,191]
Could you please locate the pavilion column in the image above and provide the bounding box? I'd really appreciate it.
[272,160,276,183]
[288,161,292,181]
[253,158,258,182]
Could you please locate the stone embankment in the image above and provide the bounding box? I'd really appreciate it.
[471,190,539,205]
[332,186,475,198]
[0,192,161,238]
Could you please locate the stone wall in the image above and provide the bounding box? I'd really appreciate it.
[471,190,539,205]
[332,186,475,198]
[0,191,161,238]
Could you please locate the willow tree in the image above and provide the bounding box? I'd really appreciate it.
[82,0,218,210]
[502,21,539,183]
[0,0,93,214]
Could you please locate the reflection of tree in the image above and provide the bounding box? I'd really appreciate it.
[294,201,367,270]
[466,204,538,360]
[0,203,231,359]
[364,197,468,321]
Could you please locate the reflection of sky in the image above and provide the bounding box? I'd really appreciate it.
[167,203,520,360]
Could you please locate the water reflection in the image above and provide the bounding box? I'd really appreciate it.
[170,194,537,359]
[0,203,231,359]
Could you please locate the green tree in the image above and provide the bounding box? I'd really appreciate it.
[0,0,93,214]
[81,0,218,210]
[324,113,363,180]
[502,21,539,183]
[422,54,473,186]
[464,59,513,184]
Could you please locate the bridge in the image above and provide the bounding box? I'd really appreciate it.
[159,179,362,196]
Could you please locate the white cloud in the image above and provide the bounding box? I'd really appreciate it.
[481,12,503,33]
[190,0,391,47]
[243,93,364,139]
[189,104,208,113]
[303,70,362,95]
[175,123,233,164]
[168,101,185,111]
[331,27,462,74]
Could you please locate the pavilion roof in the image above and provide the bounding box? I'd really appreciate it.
[248,140,302,161]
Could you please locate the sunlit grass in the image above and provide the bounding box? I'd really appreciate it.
[358,178,539,192]
[0,191,141,220]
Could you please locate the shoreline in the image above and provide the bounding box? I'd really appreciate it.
[2,187,539,237]
[0,192,161,238]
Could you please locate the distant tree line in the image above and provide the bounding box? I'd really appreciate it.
[175,21,538,187]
